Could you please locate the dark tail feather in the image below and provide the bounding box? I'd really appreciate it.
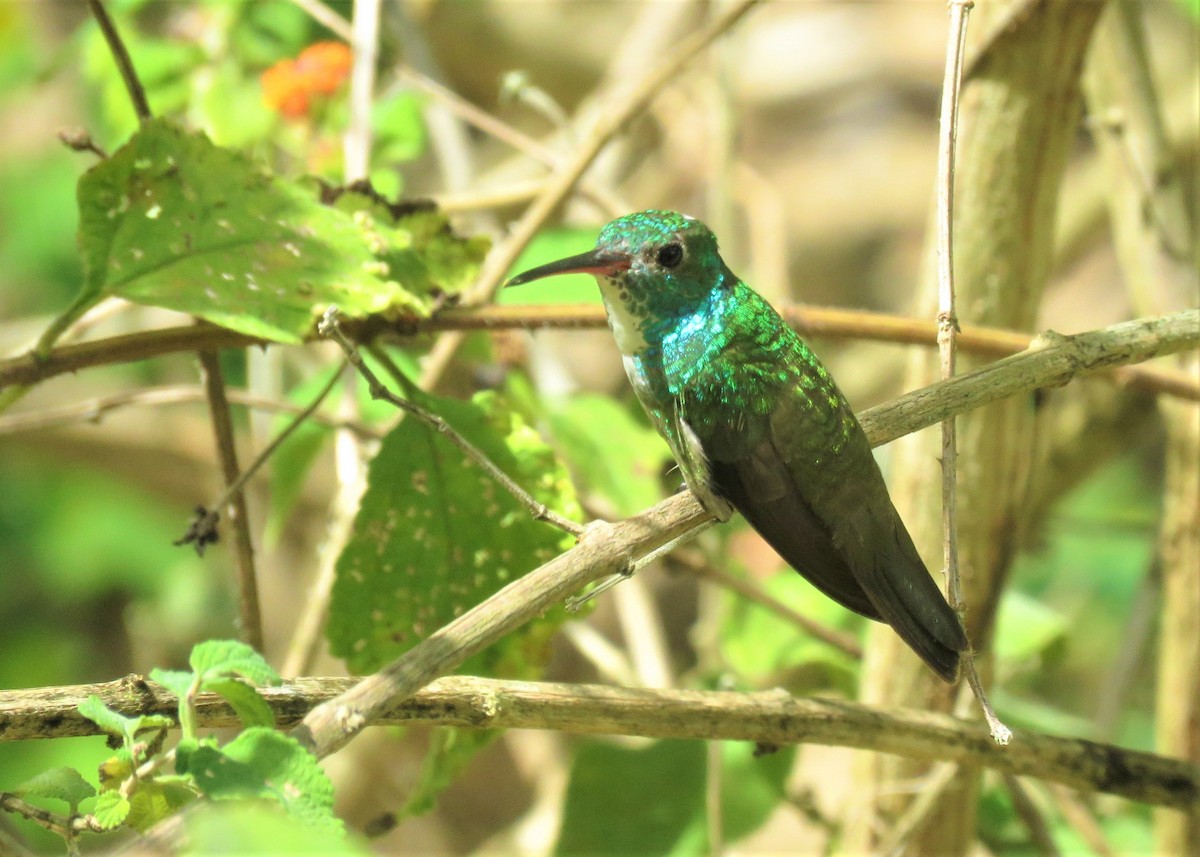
[838,502,967,683]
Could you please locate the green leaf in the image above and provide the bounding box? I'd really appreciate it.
[718,570,861,695]
[77,695,135,739]
[76,695,174,745]
[994,590,1068,669]
[205,679,275,730]
[125,777,197,833]
[189,640,281,688]
[327,390,579,674]
[556,739,794,856]
[186,728,340,833]
[13,767,95,815]
[557,740,703,855]
[92,789,131,830]
[186,803,370,856]
[68,118,484,345]
[150,668,197,701]
[545,394,671,516]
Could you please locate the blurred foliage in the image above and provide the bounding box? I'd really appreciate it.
[0,0,1193,854]
[556,738,795,856]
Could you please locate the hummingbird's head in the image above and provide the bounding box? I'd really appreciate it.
[507,210,730,351]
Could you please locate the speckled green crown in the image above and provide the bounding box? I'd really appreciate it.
[597,210,716,255]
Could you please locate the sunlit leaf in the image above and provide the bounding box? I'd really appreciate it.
[327,390,578,675]
[59,118,485,349]
[13,767,95,815]
[186,728,340,833]
[92,789,131,830]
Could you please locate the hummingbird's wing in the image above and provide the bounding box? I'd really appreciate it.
[694,381,966,683]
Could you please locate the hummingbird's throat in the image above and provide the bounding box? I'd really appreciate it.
[595,273,649,354]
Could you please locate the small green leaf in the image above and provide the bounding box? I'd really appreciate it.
[327,390,579,674]
[92,789,132,830]
[187,728,340,832]
[125,777,197,833]
[190,640,281,688]
[205,679,275,729]
[13,768,96,815]
[150,668,197,701]
[77,695,173,746]
[77,695,133,738]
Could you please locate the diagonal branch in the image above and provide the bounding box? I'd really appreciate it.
[288,309,1198,758]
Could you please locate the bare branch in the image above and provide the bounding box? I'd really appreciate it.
[1,676,1195,810]
[3,306,1195,400]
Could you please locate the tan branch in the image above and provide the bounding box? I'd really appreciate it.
[283,309,1198,759]
[3,306,1195,400]
[0,676,1194,810]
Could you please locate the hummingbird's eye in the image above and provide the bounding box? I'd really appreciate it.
[656,242,684,269]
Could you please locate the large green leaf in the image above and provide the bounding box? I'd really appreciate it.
[59,118,485,347]
[555,739,795,856]
[327,390,578,675]
[545,394,671,517]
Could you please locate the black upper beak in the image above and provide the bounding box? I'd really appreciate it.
[506,248,632,287]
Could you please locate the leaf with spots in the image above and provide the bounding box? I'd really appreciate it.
[184,727,340,834]
[45,118,486,350]
[327,390,579,675]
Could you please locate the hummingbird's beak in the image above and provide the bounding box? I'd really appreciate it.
[506,249,632,287]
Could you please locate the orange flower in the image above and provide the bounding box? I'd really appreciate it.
[261,41,352,119]
[261,60,310,118]
[296,41,353,95]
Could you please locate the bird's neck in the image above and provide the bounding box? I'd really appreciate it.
[596,273,735,358]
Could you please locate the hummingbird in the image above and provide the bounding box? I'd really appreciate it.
[508,210,967,683]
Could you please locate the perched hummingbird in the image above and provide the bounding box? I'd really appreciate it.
[508,210,967,682]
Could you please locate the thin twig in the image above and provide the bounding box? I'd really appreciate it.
[410,0,760,393]
[0,384,380,439]
[344,0,381,181]
[1048,784,1118,857]
[395,70,625,217]
[668,550,863,658]
[4,306,1196,401]
[466,0,761,309]
[177,364,346,558]
[196,351,264,653]
[281,364,367,678]
[85,0,151,122]
[937,0,1009,744]
[936,0,971,616]
[318,308,583,536]
[287,0,354,41]
[877,762,960,857]
[1003,774,1063,857]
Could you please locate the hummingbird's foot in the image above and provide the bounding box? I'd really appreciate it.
[565,517,719,612]
[566,520,635,612]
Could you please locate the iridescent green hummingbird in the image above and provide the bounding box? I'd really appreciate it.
[508,210,967,682]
